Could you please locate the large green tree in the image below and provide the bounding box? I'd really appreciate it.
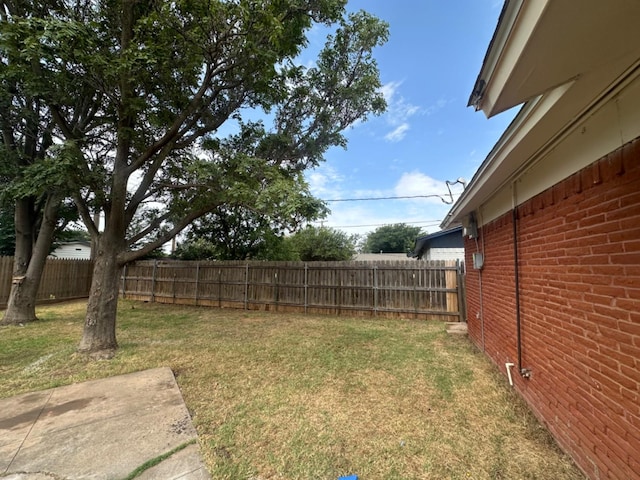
[363,223,425,254]
[4,0,387,353]
[288,225,357,261]
[0,0,69,325]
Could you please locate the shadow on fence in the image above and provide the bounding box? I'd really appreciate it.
[121,259,465,321]
[0,257,93,309]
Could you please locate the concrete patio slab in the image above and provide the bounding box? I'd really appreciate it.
[0,367,210,480]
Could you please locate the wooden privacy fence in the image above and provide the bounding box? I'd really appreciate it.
[121,260,465,321]
[0,256,93,308]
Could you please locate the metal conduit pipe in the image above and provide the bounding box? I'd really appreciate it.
[512,207,531,379]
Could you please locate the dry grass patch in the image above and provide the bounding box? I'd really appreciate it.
[0,300,584,479]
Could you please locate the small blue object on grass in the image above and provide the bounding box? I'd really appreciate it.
[338,476,358,480]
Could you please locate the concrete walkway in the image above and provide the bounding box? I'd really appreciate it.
[0,368,210,480]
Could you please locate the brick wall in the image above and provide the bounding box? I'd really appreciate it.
[464,137,640,480]
[464,212,518,365]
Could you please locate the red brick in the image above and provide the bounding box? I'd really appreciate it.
[599,364,638,392]
[590,264,624,276]
[618,190,640,208]
[623,239,640,252]
[609,226,640,244]
[619,337,640,358]
[587,349,620,371]
[628,456,640,480]
[602,150,625,178]
[610,251,640,266]
[592,304,629,322]
[619,365,640,389]
[615,298,640,311]
[617,320,640,336]
[592,287,628,301]
[597,440,635,480]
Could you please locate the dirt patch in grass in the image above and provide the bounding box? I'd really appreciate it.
[0,300,584,479]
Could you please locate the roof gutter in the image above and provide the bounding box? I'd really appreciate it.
[468,0,524,112]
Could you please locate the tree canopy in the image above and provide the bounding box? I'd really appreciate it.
[288,225,357,261]
[174,194,325,261]
[363,223,425,254]
[1,0,388,351]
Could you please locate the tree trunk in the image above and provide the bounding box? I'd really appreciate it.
[78,237,121,353]
[1,195,58,325]
[1,275,41,325]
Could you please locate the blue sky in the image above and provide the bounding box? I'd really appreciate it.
[303,0,517,237]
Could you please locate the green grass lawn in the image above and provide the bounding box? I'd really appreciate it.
[0,300,584,479]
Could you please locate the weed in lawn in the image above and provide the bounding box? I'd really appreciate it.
[0,300,585,479]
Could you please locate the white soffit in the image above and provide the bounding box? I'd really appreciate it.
[473,0,640,117]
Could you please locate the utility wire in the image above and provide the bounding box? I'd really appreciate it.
[320,179,467,204]
[322,193,457,203]
[315,220,443,229]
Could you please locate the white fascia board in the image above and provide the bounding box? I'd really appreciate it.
[469,0,550,116]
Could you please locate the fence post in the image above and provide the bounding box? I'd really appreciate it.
[151,260,157,303]
[413,272,418,315]
[121,264,127,299]
[445,262,458,321]
[337,275,341,316]
[244,263,249,310]
[304,263,308,314]
[373,265,378,316]
[195,262,200,306]
[274,271,279,311]
[457,260,466,322]
[172,273,177,304]
[218,268,222,308]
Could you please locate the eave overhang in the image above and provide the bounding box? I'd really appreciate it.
[469,0,640,118]
[445,0,640,230]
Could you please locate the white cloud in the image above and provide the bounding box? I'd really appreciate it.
[395,171,446,197]
[306,164,345,198]
[384,123,409,142]
[379,81,400,103]
[379,80,420,143]
[379,82,451,144]
[394,171,466,205]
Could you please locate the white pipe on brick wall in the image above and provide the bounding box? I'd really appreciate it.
[505,363,515,387]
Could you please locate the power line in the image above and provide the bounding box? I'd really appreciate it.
[315,220,443,229]
[322,193,458,203]
[320,179,467,204]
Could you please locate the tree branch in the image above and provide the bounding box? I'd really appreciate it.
[73,192,99,238]
[119,204,216,264]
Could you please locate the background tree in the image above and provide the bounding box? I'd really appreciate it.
[174,181,326,260]
[288,225,357,261]
[363,223,425,254]
[5,0,388,352]
[0,206,15,256]
[0,0,79,325]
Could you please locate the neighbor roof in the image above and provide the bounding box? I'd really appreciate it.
[409,226,463,259]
